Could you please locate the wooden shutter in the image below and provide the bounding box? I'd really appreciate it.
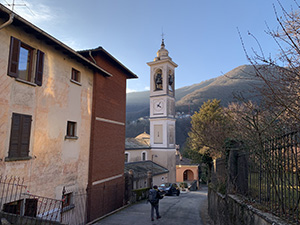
[20,115,32,157]
[7,37,20,78]
[9,113,21,157]
[8,113,32,158]
[35,50,44,86]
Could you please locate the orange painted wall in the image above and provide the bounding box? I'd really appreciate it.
[176,165,199,183]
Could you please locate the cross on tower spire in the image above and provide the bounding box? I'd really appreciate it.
[161,29,165,47]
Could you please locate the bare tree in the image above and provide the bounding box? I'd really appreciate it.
[240,1,300,128]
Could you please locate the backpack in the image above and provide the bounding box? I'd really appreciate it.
[148,189,158,204]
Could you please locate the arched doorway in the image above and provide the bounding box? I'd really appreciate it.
[183,169,194,182]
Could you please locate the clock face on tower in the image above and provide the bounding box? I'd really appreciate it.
[153,99,164,114]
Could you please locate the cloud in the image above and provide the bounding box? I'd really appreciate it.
[144,86,150,91]
[126,88,137,93]
[1,0,55,24]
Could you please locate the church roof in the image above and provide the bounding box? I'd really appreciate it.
[155,39,171,61]
[135,132,150,139]
[125,132,150,150]
[124,160,169,178]
[176,155,199,166]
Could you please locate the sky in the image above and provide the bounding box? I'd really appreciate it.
[0,0,298,92]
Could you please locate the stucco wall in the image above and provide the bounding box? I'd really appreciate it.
[150,149,176,184]
[125,149,149,162]
[176,165,198,184]
[0,23,93,198]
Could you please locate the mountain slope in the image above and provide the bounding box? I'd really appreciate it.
[126,64,263,121]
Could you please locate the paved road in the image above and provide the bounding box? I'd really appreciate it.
[92,186,209,225]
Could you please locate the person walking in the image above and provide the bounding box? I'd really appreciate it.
[148,185,163,221]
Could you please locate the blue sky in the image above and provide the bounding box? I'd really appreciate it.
[1,0,297,92]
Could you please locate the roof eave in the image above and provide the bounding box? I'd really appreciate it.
[0,4,112,77]
[78,47,138,79]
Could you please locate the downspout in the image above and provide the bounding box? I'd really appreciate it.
[89,50,97,65]
[0,13,14,30]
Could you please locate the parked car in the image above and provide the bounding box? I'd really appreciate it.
[158,183,180,196]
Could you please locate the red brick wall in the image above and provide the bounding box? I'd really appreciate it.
[87,52,128,222]
[88,177,124,220]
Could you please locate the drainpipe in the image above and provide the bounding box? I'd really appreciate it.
[89,50,97,65]
[0,13,14,30]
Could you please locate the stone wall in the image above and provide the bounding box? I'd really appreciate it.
[208,188,289,225]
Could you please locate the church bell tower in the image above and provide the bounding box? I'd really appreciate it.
[147,39,178,183]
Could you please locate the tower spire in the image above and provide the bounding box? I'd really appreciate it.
[161,30,165,47]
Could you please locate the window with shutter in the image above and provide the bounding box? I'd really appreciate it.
[8,37,20,77]
[7,113,32,160]
[7,37,44,86]
[35,50,44,86]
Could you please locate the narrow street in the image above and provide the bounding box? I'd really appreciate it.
[91,186,209,225]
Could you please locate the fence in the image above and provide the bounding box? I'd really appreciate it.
[0,176,62,225]
[211,134,300,224]
[61,187,87,225]
[248,130,300,224]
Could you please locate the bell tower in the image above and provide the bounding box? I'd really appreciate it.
[147,39,178,183]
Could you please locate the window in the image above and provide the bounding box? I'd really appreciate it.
[3,200,23,215]
[8,37,44,86]
[7,113,32,160]
[24,199,38,217]
[62,192,72,208]
[66,121,77,139]
[3,199,37,217]
[125,153,129,163]
[142,152,146,161]
[71,68,80,83]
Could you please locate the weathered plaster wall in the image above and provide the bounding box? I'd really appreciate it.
[153,172,168,186]
[0,23,93,198]
[125,149,150,162]
[150,149,176,184]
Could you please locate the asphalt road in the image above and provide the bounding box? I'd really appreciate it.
[91,186,209,225]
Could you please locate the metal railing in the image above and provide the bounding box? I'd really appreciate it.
[0,175,62,224]
[248,130,300,224]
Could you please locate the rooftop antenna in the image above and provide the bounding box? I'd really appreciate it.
[4,0,34,15]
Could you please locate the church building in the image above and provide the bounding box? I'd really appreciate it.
[125,39,177,184]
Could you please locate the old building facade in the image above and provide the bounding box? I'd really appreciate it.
[0,4,136,224]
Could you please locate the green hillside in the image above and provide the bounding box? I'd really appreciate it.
[126,64,262,121]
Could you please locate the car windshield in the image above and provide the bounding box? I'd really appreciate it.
[160,183,171,188]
